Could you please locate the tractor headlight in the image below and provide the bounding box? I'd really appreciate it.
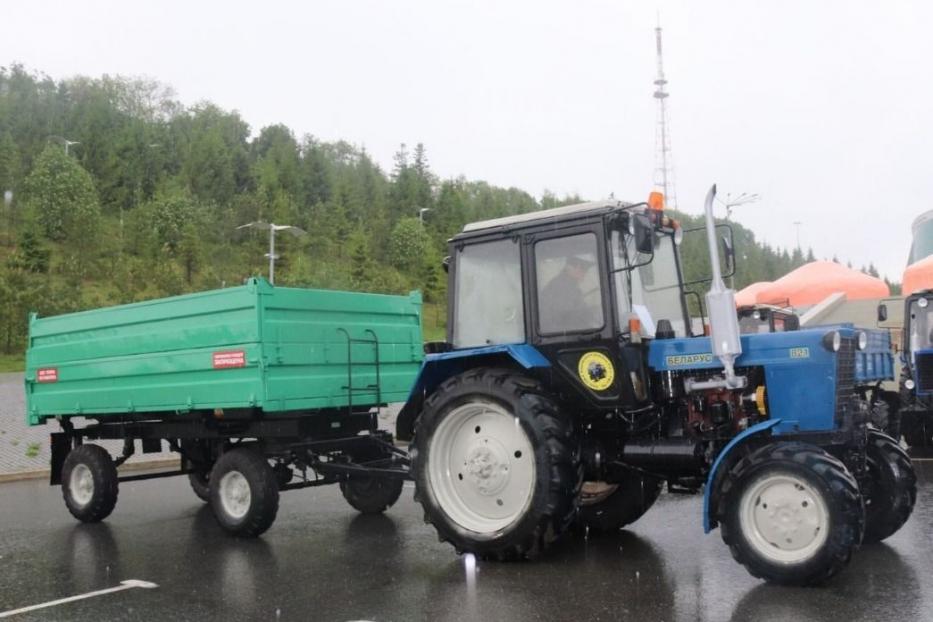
[919,297,929,309]
[857,331,868,351]
[822,330,842,352]
[905,378,916,390]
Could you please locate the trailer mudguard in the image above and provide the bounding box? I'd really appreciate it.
[702,418,782,533]
[395,344,550,441]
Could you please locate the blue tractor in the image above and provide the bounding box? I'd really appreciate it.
[397,186,915,585]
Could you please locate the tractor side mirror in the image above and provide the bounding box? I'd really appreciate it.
[721,234,734,273]
[633,214,654,254]
[877,303,888,323]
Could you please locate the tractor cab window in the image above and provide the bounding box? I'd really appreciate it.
[908,298,933,358]
[453,238,525,348]
[612,229,688,337]
[535,233,604,334]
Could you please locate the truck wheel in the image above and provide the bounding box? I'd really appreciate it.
[210,448,279,537]
[412,368,581,560]
[189,471,211,502]
[61,444,119,523]
[340,476,405,514]
[576,473,662,534]
[718,442,864,586]
[863,431,916,544]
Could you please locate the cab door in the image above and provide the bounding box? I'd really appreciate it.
[526,226,648,409]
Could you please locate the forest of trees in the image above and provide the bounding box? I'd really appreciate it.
[0,64,893,361]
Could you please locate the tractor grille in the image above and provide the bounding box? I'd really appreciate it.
[835,336,856,425]
[915,351,933,393]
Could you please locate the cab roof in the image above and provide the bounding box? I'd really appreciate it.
[460,200,633,234]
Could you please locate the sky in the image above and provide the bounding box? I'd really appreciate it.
[4,0,932,282]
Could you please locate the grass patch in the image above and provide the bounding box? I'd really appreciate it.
[0,353,24,373]
[25,442,40,458]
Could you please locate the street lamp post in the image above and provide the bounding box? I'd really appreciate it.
[717,192,761,220]
[48,135,80,156]
[237,222,306,284]
[793,221,803,250]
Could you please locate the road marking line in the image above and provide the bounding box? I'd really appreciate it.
[0,580,158,618]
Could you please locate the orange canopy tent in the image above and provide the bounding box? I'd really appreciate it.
[752,261,889,307]
[903,254,933,296]
[735,281,772,306]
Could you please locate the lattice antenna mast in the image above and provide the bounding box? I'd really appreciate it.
[653,20,677,211]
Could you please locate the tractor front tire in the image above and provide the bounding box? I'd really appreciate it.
[575,473,662,535]
[340,476,405,514]
[412,368,581,560]
[863,431,916,544]
[61,444,119,523]
[718,442,864,586]
[209,448,279,537]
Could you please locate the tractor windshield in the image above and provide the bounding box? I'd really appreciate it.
[612,229,689,337]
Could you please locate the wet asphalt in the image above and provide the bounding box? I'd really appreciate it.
[2,462,933,622]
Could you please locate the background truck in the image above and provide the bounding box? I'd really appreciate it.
[397,186,915,586]
[26,278,423,536]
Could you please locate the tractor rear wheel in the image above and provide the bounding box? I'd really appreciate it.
[718,442,864,586]
[412,368,581,560]
[863,431,916,544]
[575,473,662,535]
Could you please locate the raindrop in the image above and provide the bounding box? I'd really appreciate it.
[275,608,281,620]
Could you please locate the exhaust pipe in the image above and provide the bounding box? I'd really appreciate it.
[685,185,747,392]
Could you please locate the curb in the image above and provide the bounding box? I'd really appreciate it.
[0,457,181,484]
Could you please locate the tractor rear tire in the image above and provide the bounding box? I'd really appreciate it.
[210,448,279,537]
[340,476,405,514]
[575,473,662,535]
[718,442,864,586]
[863,431,916,544]
[61,444,119,523]
[412,368,581,560]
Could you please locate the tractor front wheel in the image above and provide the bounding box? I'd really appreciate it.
[412,368,581,560]
[863,431,916,544]
[718,442,864,586]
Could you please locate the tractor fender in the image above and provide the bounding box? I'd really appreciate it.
[395,344,550,442]
[703,418,782,533]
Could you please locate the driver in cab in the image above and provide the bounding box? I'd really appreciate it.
[539,255,600,331]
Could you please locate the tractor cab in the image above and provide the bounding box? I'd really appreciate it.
[901,290,933,395]
[443,199,690,409]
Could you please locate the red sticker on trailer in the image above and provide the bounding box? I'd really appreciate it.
[37,368,58,383]
[212,350,246,369]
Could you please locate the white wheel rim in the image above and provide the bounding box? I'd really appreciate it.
[218,471,251,520]
[739,472,830,564]
[69,464,94,507]
[427,400,536,534]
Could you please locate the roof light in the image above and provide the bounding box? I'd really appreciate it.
[648,191,665,211]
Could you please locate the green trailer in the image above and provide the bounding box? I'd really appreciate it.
[27,277,424,536]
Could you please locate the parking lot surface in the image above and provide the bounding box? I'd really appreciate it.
[2,462,933,621]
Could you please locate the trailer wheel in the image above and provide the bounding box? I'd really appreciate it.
[61,444,119,523]
[188,471,211,502]
[718,442,864,586]
[412,368,581,560]
[340,476,405,514]
[863,431,916,544]
[210,448,279,537]
[575,473,662,535]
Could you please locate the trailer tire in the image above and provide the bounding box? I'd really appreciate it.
[340,476,405,514]
[210,448,279,537]
[189,471,211,502]
[575,473,662,534]
[863,431,916,544]
[718,442,864,586]
[412,368,581,560]
[61,444,119,523]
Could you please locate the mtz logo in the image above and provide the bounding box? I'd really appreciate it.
[790,347,810,359]
[665,353,713,367]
